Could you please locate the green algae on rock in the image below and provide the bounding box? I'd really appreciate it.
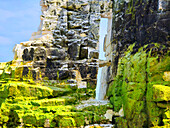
[108,43,170,127]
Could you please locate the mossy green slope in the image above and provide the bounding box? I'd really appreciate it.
[108,43,170,128]
[0,79,110,127]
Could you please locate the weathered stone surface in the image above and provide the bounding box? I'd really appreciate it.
[87,66,97,79]
[33,61,46,68]
[68,43,80,60]
[34,47,46,61]
[45,68,58,80]
[89,50,99,59]
[47,48,67,60]
[22,48,34,61]
[1,1,113,107]
[79,47,88,59]
[10,2,106,81]
[4,0,110,84]
[59,70,70,80]
[79,64,88,79]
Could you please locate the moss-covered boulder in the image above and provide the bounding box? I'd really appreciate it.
[152,85,170,102]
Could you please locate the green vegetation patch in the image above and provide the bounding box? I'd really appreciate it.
[30,98,65,106]
[0,82,53,98]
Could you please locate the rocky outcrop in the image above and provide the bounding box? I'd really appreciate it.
[108,0,170,127]
[4,0,113,89]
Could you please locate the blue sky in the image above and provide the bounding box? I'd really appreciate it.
[0,0,41,62]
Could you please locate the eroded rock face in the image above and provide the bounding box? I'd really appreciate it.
[11,0,112,87]
[108,0,170,127]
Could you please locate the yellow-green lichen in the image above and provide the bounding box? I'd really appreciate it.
[152,85,170,101]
